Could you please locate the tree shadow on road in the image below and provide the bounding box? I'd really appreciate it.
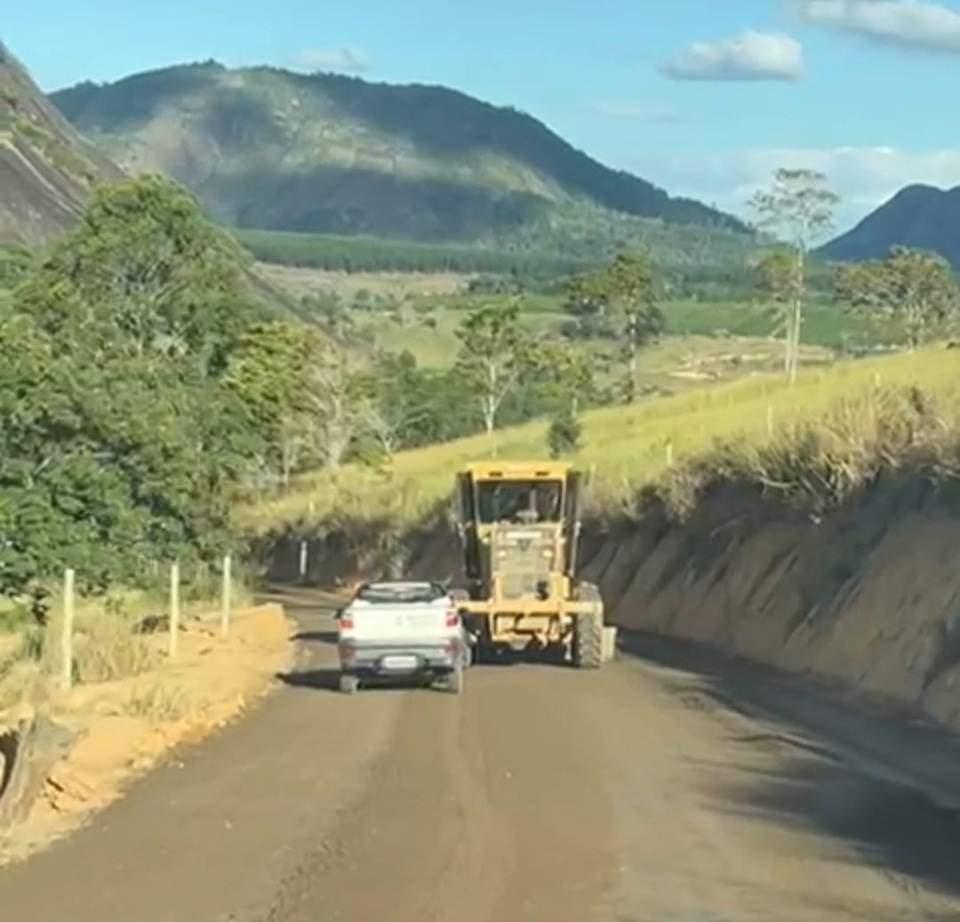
[276,670,442,694]
[276,669,342,692]
[291,630,339,646]
[619,630,960,903]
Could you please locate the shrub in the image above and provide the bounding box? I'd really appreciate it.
[547,410,582,458]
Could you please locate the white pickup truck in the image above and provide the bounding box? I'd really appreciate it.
[335,581,472,695]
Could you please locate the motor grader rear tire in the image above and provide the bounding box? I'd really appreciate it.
[573,611,603,669]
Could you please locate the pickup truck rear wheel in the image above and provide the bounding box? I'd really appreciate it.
[444,662,464,695]
[339,674,359,695]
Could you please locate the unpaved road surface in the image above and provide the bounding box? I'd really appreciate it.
[2,587,960,921]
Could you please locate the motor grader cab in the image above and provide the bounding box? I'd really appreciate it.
[452,461,614,668]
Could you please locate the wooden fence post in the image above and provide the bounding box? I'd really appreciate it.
[61,568,75,690]
[169,562,180,659]
[665,440,674,468]
[221,554,232,637]
[299,540,308,584]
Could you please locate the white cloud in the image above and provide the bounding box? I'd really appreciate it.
[593,102,683,124]
[660,30,804,81]
[293,46,369,74]
[798,0,960,52]
[631,146,960,232]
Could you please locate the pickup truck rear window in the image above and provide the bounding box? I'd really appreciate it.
[354,583,446,604]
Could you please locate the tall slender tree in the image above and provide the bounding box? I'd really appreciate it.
[454,301,530,440]
[749,169,838,384]
[754,249,802,376]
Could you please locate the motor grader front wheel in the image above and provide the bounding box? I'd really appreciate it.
[573,610,603,669]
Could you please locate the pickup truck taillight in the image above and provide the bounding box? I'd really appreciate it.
[338,614,354,630]
[446,609,460,628]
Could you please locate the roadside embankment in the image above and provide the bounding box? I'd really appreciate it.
[0,604,292,865]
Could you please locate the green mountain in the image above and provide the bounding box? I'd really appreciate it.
[821,184,960,269]
[0,42,123,245]
[51,62,745,243]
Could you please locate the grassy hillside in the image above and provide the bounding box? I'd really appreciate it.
[238,347,952,536]
[0,43,123,244]
[51,62,747,244]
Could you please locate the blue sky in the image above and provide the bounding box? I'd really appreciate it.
[7,0,960,232]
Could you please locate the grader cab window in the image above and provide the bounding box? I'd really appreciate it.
[476,480,563,525]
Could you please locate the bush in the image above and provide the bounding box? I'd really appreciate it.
[547,409,582,457]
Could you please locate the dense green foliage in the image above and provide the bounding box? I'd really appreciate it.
[0,245,32,288]
[237,217,760,282]
[52,61,744,243]
[236,229,598,277]
[834,246,960,348]
[0,177,270,602]
[547,410,582,458]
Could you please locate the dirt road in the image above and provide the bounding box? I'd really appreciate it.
[2,587,960,921]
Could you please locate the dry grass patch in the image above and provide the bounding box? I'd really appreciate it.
[239,347,960,535]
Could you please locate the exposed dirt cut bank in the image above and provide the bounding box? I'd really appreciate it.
[578,473,960,730]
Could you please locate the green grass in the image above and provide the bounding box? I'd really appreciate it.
[363,303,567,367]
[355,295,898,371]
[663,299,901,349]
[238,346,958,536]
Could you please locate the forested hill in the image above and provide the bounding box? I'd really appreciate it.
[821,184,960,269]
[0,41,123,244]
[51,62,745,241]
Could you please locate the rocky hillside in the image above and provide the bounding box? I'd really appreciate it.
[821,184,960,269]
[51,62,744,242]
[0,42,122,245]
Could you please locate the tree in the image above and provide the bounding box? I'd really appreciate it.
[754,249,802,375]
[360,351,436,458]
[749,169,838,384]
[835,246,960,349]
[563,272,617,340]
[0,177,267,603]
[531,339,596,416]
[301,344,371,471]
[225,321,313,488]
[18,174,254,374]
[606,253,664,402]
[454,301,530,437]
[547,409,582,458]
[564,254,664,402]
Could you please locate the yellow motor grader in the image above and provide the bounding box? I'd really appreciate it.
[451,461,615,667]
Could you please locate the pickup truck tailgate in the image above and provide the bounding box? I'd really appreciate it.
[343,599,453,643]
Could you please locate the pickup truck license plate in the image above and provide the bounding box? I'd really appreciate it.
[382,654,419,671]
